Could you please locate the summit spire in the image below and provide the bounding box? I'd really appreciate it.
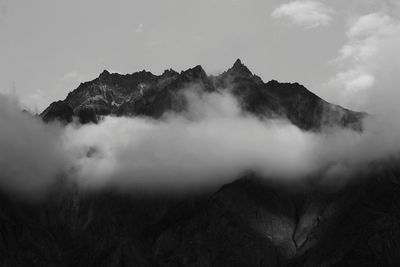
[228,58,252,76]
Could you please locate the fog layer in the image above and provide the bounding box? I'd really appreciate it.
[1,86,400,196]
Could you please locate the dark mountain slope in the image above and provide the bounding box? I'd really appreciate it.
[1,165,400,266]
[41,59,365,130]
[290,167,400,267]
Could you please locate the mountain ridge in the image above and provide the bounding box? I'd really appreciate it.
[41,59,366,131]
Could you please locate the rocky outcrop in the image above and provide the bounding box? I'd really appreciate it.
[41,100,74,123]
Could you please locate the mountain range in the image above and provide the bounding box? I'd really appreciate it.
[1,60,399,267]
[40,59,365,131]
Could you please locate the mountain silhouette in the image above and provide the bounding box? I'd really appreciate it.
[41,59,365,130]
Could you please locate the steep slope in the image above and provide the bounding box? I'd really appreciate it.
[41,59,365,130]
[290,166,400,267]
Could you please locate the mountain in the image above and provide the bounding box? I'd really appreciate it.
[4,60,399,267]
[41,59,365,130]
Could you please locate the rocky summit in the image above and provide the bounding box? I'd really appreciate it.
[41,59,365,130]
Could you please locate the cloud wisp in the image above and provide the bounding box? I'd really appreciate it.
[271,0,335,29]
[328,12,400,114]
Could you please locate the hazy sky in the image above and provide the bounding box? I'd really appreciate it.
[0,0,399,112]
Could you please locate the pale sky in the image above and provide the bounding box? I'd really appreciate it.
[0,0,399,113]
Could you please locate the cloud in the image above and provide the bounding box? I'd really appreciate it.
[346,12,397,38]
[61,90,321,190]
[2,83,400,198]
[271,0,335,29]
[328,69,375,109]
[0,93,67,197]
[0,90,321,195]
[135,23,144,33]
[328,12,400,114]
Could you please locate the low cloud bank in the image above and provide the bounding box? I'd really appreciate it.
[1,87,400,197]
[62,90,319,190]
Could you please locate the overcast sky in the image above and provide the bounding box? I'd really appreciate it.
[0,0,399,112]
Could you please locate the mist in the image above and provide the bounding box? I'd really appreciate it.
[0,94,67,195]
[1,83,400,198]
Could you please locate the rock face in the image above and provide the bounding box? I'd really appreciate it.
[41,101,74,123]
[41,59,365,130]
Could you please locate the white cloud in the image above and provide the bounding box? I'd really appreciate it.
[346,13,396,39]
[62,90,321,189]
[336,69,375,92]
[328,12,400,113]
[271,0,335,29]
[328,69,375,109]
[337,13,400,63]
[3,86,400,197]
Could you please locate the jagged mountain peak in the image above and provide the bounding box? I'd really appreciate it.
[41,60,365,130]
[234,58,243,66]
[99,69,110,77]
[162,68,179,77]
[232,58,246,70]
[98,69,111,82]
[180,65,207,79]
[227,58,253,76]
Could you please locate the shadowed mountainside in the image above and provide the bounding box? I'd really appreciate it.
[1,165,400,266]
